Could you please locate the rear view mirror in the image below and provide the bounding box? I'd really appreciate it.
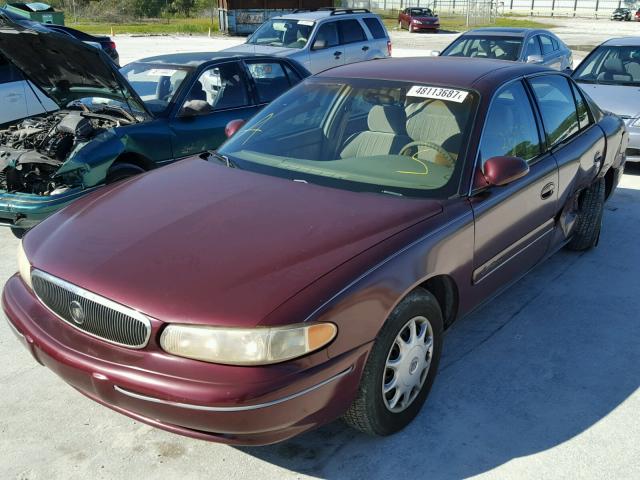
[482,156,529,186]
[225,119,246,138]
[312,39,327,50]
[526,54,544,64]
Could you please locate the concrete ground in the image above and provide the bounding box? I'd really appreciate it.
[1,17,640,480]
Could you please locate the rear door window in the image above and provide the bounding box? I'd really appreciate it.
[338,20,367,44]
[363,17,386,39]
[540,35,554,55]
[529,75,580,147]
[246,61,292,104]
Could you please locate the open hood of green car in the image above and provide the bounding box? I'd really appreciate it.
[0,12,149,116]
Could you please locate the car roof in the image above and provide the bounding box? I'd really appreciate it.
[316,57,551,93]
[134,52,283,67]
[274,10,376,21]
[601,36,640,46]
[462,27,539,37]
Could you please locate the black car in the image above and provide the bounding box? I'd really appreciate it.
[611,8,632,21]
[44,25,119,65]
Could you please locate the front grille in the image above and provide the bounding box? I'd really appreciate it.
[626,147,640,158]
[32,270,151,349]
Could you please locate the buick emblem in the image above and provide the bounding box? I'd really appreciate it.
[69,300,85,325]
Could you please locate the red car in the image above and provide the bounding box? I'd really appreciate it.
[398,7,440,33]
[4,57,627,445]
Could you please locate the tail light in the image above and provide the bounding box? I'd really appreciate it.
[387,40,392,57]
[107,41,116,50]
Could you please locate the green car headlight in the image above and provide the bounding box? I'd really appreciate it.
[17,240,32,290]
[160,323,337,365]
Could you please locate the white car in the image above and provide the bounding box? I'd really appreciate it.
[0,54,56,125]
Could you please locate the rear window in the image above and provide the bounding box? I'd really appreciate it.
[363,17,386,39]
[338,19,367,44]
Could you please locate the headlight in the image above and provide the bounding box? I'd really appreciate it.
[630,117,640,127]
[413,20,422,24]
[160,322,337,365]
[17,240,32,290]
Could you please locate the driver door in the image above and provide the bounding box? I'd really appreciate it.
[169,61,259,159]
[470,80,558,299]
[309,22,344,73]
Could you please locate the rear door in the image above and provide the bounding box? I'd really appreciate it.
[0,55,28,124]
[470,79,558,298]
[337,19,370,65]
[528,74,606,246]
[308,21,344,73]
[169,61,259,158]
[362,16,390,58]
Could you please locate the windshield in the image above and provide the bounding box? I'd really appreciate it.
[410,8,434,16]
[573,45,640,86]
[119,62,191,114]
[247,19,314,49]
[218,78,476,198]
[442,35,522,61]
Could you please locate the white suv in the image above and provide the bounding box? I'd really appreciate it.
[0,54,56,126]
[223,8,391,74]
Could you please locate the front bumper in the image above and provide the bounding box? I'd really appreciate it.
[0,186,97,229]
[2,275,368,445]
[412,22,440,30]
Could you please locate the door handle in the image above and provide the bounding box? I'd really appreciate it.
[541,182,555,200]
[362,46,370,51]
[594,151,603,163]
[334,51,342,57]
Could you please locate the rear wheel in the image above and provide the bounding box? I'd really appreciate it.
[566,178,605,251]
[106,162,146,184]
[343,288,443,436]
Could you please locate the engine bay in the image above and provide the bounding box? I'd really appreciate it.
[0,109,131,195]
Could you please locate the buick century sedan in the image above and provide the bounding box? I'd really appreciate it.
[3,57,626,445]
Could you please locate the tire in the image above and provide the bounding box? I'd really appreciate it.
[106,162,146,184]
[566,178,605,251]
[398,20,402,30]
[10,227,26,239]
[409,24,414,33]
[343,288,444,436]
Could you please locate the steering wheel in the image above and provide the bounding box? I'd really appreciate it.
[399,141,456,167]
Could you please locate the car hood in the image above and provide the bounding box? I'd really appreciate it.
[0,12,148,114]
[577,82,640,118]
[223,43,295,56]
[26,159,443,328]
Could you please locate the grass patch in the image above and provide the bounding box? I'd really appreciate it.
[69,17,219,35]
[381,14,555,32]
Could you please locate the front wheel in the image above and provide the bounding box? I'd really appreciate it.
[398,20,403,30]
[343,288,443,436]
[409,24,415,33]
[566,178,605,251]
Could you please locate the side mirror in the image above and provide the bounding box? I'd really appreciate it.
[482,156,529,186]
[430,50,441,56]
[225,119,246,138]
[526,54,544,64]
[312,39,327,50]
[178,100,212,118]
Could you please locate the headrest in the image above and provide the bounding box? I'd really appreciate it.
[603,57,625,74]
[367,105,407,134]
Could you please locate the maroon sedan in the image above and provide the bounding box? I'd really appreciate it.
[4,57,626,445]
[398,7,440,33]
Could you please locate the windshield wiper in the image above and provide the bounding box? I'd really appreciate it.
[202,151,237,168]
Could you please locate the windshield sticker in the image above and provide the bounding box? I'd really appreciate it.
[298,20,315,26]
[147,69,178,77]
[407,86,469,103]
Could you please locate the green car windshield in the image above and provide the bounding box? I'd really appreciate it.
[219,78,476,198]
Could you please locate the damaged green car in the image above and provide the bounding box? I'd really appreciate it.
[0,13,308,236]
